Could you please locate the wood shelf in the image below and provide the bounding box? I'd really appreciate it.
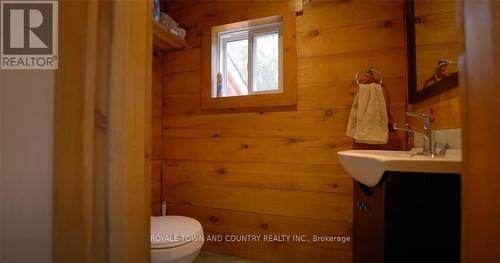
[153,19,187,52]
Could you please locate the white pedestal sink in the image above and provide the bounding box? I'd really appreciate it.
[337,148,462,186]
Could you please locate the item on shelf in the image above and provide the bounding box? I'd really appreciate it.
[159,12,186,40]
[153,0,160,21]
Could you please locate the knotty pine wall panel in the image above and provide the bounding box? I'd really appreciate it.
[165,204,353,249]
[162,0,407,261]
[201,233,353,263]
[163,160,352,194]
[164,181,353,222]
[298,49,406,84]
[297,19,405,58]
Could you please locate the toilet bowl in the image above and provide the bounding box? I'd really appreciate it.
[151,216,204,263]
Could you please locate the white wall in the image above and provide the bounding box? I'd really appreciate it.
[0,69,53,262]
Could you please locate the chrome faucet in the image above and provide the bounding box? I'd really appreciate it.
[393,112,435,156]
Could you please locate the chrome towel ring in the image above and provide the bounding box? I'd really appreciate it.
[434,59,457,81]
[355,66,383,85]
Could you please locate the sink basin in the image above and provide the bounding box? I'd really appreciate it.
[337,148,462,186]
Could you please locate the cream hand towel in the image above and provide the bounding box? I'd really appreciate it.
[346,83,388,144]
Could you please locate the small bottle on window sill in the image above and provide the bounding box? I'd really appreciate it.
[216,72,223,97]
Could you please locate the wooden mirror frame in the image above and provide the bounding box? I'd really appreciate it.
[405,0,458,104]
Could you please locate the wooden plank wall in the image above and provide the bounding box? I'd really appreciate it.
[152,51,163,216]
[408,0,461,130]
[460,1,500,260]
[161,1,406,262]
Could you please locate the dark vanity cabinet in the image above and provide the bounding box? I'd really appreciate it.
[354,172,460,262]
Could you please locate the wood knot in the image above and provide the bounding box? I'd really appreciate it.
[384,20,393,28]
[324,109,333,117]
[288,138,297,144]
[209,216,218,223]
[260,223,269,230]
[331,183,339,189]
[213,134,219,138]
[94,112,107,129]
[312,30,320,37]
[330,144,336,149]
[241,144,249,149]
[217,168,226,175]
[415,17,422,24]
[166,161,178,167]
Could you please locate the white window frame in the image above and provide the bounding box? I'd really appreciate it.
[218,30,249,97]
[216,21,283,97]
[249,25,283,94]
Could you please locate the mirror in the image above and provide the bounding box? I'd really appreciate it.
[405,0,460,103]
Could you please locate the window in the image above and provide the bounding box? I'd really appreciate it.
[201,15,296,109]
[213,18,283,98]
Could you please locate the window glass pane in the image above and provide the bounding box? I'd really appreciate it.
[254,32,279,92]
[225,39,248,96]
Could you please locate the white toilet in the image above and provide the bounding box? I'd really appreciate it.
[151,216,204,263]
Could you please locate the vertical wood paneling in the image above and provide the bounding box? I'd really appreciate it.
[54,1,97,260]
[55,1,151,261]
[152,52,163,215]
[107,1,152,260]
[162,1,407,261]
[461,1,500,260]
[152,52,163,160]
